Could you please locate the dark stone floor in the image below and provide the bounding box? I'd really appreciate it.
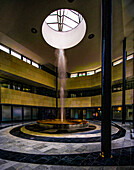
[0,146,133,166]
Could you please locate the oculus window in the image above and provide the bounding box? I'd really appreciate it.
[42,9,86,49]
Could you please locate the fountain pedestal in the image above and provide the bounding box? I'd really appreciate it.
[37,119,89,131]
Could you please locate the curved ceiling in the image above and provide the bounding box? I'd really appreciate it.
[0,0,133,73]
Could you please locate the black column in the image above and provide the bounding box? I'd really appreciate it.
[133,54,134,129]
[0,105,2,123]
[101,0,112,158]
[56,67,58,118]
[122,38,126,124]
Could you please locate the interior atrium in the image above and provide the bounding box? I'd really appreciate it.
[0,0,134,169]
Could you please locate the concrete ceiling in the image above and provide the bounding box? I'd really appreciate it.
[0,0,133,73]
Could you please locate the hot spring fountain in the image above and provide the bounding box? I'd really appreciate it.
[57,49,66,123]
[37,8,89,130]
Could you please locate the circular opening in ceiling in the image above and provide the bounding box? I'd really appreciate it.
[42,9,86,49]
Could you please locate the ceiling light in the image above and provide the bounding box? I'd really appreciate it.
[88,34,95,39]
[67,0,75,3]
[31,28,37,34]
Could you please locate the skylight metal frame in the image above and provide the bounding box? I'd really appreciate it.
[45,9,83,32]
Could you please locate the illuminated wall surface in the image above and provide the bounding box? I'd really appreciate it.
[0,51,56,89]
[0,49,133,121]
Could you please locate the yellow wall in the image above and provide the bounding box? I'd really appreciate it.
[0,87,56,107]
[0,50,133,91]
[112,59,133,81]
[0,51,56,88]
[66,73,101,90]
[0,50,133,108]
[66,59,133,90]
[62,97,91,108]
[58,89,133,108]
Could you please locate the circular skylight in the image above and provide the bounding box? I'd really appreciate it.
[45,9,83,32]
[42,9,86,49]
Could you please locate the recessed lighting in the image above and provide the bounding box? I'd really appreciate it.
[67,0,75,3]
[88,34,95,39]
[31,28,37,34]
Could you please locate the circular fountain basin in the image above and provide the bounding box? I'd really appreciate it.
[37,119,89,130]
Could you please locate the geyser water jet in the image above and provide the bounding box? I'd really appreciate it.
[57,49,66,122]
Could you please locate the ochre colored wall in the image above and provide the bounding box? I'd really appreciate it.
[66,73,101,90]
[0,87,56,107]
[62,97,91,108]
[112,59,133,81]
[0,50,133,108]
[58,89,133,108]
[0,50,133,91]
[1,87,132,108]
[66,59,133,90]
[91,95,101,107]
[112,89,133,105]
[0,51,56,88]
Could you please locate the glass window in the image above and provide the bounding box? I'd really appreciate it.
[64,16,78,28]
[45,9,83,32]
[0,44,10,54]
[45,15,58,23]
[71,94,76,97]
[26,58,31,64]
[32,61,39,68]
[87,71,94,76]
[70,109,75,118]
[127,54,133,60]
[2,105,11,121]
[75,109,79,119]
[95,68,101,73]
[112,106,122,120]
[11,50,21,59]
[126,105,133,121]
[24,107,31,120]
[62,24,71,32]
[48,23,58,31]
[32,108,38,119]
[70,73,78,78]
[23,57,27,62]
[13,106,22,120]
[23,56,31,64]
[65,10,79,23]
[50,11,57,15]
[113,59,123,66]
[79,73,86,77]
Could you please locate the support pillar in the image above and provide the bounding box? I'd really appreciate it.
[133,53,134,129]
[101,0,112,158]
[122,38,126,124]
[0,105,2,124]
